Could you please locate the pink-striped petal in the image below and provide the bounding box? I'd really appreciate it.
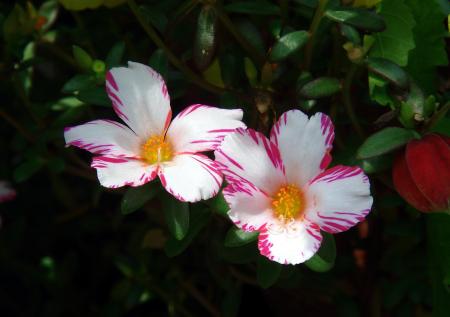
[215,128,285,196]
[0,181,16,203]
[106,62,172,138]
[158,154,222,202]
[224,182,274,232]
[166,104,245,153]
[258,220,322,265]
[91,156,158,188]
[305,165,372,233]
[270,110,334,187]
[64,119,140,157]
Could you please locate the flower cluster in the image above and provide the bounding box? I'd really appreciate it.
[65,62,373,264]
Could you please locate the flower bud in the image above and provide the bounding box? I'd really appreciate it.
[392,133,450,213]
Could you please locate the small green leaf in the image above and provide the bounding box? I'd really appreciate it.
[164,199,189,240]
[269,30,309,62]
[194,5,217,71]
[14,157,45,182]
[367,57,408,89]
[299,77,341,99]
[207,191,230,216]
[51,97,84,111]
[72,45,93,70]
[357,127,417,159]
[325,8,386,32]
[224,227,259,247]
[164,207,210,257]
[257,256,282,288]
[304,232,336,272]
[225,1,280,15]
[62,74,96,93]
[399,81,425,128]
[340,24,361,45]
[76,87,110,106]
[120,182,159,215]
[105,41,125,69]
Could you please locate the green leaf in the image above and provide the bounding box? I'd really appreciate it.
[105,41,125,69]
[269,30,309,62]
[325,8,386,32]
[76,87,110,106]
[164,199,189,240]
[207,191,230,216]
[340,24,362,45]
[257,256,282,288]
[398,81,425,128]
[357,127,417,159]
[368,72,395,107]
[405,0,448,94]
[14,157,45,182]
[72,45,93,70]
[236,19,266,57]
[164,207,210,257]
[367,57,408,89]
[139,5,168,33]
[304,232,336,272]
[369,0,415,66]
[225,1,280,15]
[62,74,96,93]
[299,77,341,99]
[120,182,159,215]
[51,97,84,111]
[224,227,259,247]
[148,49,168,79]
[360,154,393,174]
[194,5,217,71]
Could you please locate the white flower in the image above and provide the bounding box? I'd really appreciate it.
[65,62,245,202]
[0,181,16,203]
[215,110,373,264]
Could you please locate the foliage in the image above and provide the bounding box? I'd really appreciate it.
[0,0,448,316]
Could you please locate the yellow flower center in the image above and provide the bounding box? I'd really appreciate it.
[272,184,305,222]
[141,135,173,165]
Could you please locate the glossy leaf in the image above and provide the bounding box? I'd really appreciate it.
[299,77,341,99]
[76,87,110,106]
[120,182,159,215]
[194,5,217,71]
[105,41,125,69]
[357,127,418,159]
[164,199,189,240]
[325,8,386,32]
[304,232,336,272]
[269,30,309,62]
[224,227,259,247]
[72,45,93,71]
[367,57,408,89]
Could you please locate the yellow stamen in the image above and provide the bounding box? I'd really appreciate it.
[272,184,305,222]
[141,135,173,164]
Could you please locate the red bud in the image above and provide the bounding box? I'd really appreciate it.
[392,133,450,213]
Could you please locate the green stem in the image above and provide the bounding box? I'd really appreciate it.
[213,4,266,66]
[343,64,365,138]
[304,0,329,69]
[127,0,225,95]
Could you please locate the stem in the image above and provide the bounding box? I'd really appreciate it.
[304,0,329,69]
[213,4,266,67]
[343,64,365,138]
[127,0,225,95]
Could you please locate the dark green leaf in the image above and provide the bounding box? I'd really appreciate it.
[340,24,361,45]
[225,1,280,15]
[148,49,168,79]
[224,227,259,247]
[76,87,110,106]
[360,154,393,174]
[105,41,125,69]
[357,127,417,159]
[269,30,309,62]
[164,207,210,257]
[399,81,425,128]
[369,0,415,66]
[121,182,159,215]
[325,8,386,32]
[164,199,189,240]
[236,19,266,57]
[14,157,45,182]
[219,241,259,264]
[304,232,336,272]
[207,191,230,216]
[72,45,93,71]
[367,57,408,89]
[257,256,282,288]
[194,5,217,71]
[139,5,168,33]
[299,77,341,99]
[62,74,95,93]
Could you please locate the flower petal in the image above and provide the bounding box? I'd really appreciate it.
[91,156,158,188]
[0,181,16,203]
[215,128,285,195]
[306,165,372,233]
[224,182,274,232]
[258,220,322,265]
[64,119,140,157]
[166,104,245,153]
[158,154,222,202]
[270,110,334,187]
[106,62,172,138]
